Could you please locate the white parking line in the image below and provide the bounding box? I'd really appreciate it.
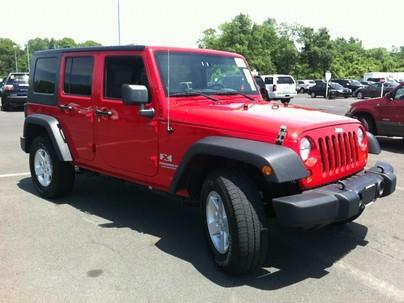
[397,186,404,191]
[0,172,30,179]
[335,260,404,302]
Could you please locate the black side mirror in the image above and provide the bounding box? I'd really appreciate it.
[122,84,148,105]
[385,91,394,101]
[121,84,154,118]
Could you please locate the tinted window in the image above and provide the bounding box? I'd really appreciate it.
[155,52,257,95]
[330,83,344,89]
[104,56,148,99]
[277,76,294,84]
[264,77,273,84]
[254,76,265,87]
[6,74,29,85]
[64,57,94,96]
[395,87,404,100]
[33,57,57,94]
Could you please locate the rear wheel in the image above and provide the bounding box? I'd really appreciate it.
[29,135,75,198]
[201,170,268,274]
[357,91,364,99]
[310,92,316,98]
[357,115,375,134]
[1,97,10,111]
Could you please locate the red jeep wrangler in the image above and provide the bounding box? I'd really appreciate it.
[21,46,396,274]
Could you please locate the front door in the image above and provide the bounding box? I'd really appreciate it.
[94,53,158,177]
[377,86,404,136]
[57,54,96,161]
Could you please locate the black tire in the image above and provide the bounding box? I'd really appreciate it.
[299,88,305,94]
[201,170,268,274]
[281,98,291,104]
[1,97,10,111]
[357,91,364,99]
[310,91,316,98]
[29,135,75,198]
[357,115,376,134]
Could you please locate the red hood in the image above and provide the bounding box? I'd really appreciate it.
[170,98,359,140]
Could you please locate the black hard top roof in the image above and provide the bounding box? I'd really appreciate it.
[34,45,146,56]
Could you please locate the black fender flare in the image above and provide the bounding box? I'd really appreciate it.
[169,136,309,194]
[22,114,73,161]
[367,131,381,154]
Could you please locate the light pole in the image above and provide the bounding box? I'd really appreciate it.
[117,0,121,45]
[26,42,30,72]
[14,46,18,72]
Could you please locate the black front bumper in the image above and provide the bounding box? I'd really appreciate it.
[272,162,396,228]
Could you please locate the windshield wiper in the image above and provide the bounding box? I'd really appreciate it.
[169,91,219,102]
[214,91,256,101]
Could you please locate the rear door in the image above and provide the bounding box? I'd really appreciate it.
[57,53,96,161]
[94,52,158,177]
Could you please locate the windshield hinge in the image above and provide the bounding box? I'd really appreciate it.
[276,125,288,145]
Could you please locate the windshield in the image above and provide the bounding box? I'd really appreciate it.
[7,74,29,85]
[351,80,362,86]
[155,52,258,96]
[330,83,344,89]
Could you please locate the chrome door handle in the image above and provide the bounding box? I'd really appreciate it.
[95,109,113,117]
[59,104,73,111]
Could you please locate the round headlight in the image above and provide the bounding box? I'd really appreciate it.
[358,128,365,145]
[300,137,311,161]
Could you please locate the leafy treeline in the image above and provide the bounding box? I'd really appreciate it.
[198,14,404,79]
[0,37,101,77]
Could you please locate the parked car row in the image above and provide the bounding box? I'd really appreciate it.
[0,72,29,111]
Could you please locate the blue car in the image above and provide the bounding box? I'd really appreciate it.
[1,72,29,111]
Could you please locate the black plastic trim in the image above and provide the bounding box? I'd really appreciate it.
[272,162,396,228]
[367,131,381,154]
[169,136,308,194]
[22,114,73,161]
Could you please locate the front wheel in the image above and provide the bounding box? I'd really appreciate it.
[357,92,364,99]
[357,115,375,134]
[201,170,268,274]
[29,135,75,198]
[310,92,316,98]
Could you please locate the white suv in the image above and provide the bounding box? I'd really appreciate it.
[296,79,316,93]
[260,74,297,103]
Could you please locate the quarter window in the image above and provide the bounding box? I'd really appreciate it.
[64,57,94,96]
[33,57,57,94]
[264,77,273,84]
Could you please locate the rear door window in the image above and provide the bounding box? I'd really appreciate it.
[63,56,94,96]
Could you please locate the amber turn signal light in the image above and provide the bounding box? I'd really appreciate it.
[262,165,273,176]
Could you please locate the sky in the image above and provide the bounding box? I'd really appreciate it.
[2,0,404,50]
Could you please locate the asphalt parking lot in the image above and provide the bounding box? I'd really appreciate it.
[1,95,404,303]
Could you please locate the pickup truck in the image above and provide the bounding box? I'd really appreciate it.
[21,46,396,274]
